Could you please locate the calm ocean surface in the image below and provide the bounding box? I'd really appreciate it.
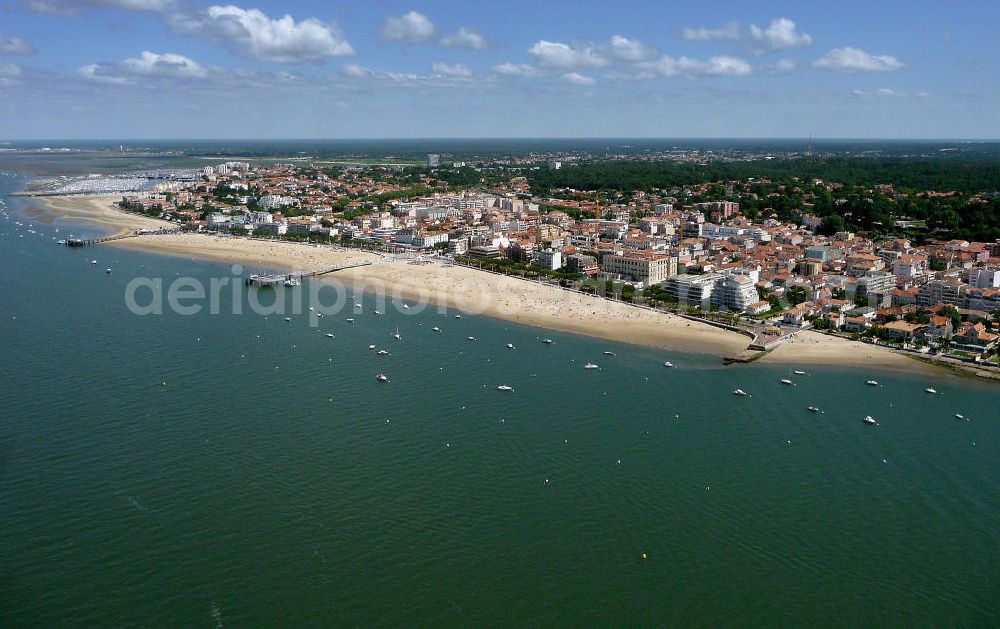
[1,171,998,626]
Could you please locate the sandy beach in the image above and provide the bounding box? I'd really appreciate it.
[762,330,931,373]
[33,193,956,370]
[115,232,750,356]
[22,194,174,236]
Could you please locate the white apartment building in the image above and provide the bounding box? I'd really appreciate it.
[536,249,563,271]
[968,267,1000,288]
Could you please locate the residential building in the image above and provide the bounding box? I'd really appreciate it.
[601,251,678,285]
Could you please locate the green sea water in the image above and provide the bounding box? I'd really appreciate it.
[1,172,998,626]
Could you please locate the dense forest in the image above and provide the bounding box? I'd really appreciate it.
[527,159,1000,242]
[527,158,1000,195]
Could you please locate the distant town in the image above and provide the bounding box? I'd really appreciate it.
[104,151,1000,366]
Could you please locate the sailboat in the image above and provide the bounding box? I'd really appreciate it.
[393,325,401,340]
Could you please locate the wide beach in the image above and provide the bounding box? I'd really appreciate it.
[35,193,936,369]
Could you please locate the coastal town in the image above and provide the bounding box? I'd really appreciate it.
[106,154,1000,369]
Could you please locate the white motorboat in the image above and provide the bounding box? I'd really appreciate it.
[375,373,389,383]
[468,336,476,341]
[793,370,806,375]
[780,378,794,385]
[432,326,441,332]
[374,310,382,315]
[325,333,335,338]
[455,314,462,319]
[584,363,599,370]
[497,385,513,392]
[603,351,616,357]
[807,406,820,412]
[955,413,966,420]
[925,387,938,394]
[863,415,877,425]
[368,344,376,350]
[865,380,879,386]
[377,350,390,355]
[542,339,553,344]
[105,268,112,274]
[663,361,675,368]
[284,317,291,322]
[507,343,515,350]
[733,389,747,396]
[346,318,355,323]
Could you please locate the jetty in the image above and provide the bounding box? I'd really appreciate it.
[246,261,373,286]
[63,228,179,247]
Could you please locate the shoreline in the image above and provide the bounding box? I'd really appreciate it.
[28,193,990,377]
[20,193,174,237]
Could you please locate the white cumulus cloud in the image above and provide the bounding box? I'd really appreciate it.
[814,47,904,72]
[77,50,206,84]
[0,36,35,55]
[607,35,657,61]
[121,50,206,77]
[681,22,741,41]
[561,72,596,86]
[750,18,812,50]
[640,55,751,78]
[440,26,489,50]
[380,11,435,43]
[528,40,606,69]
[171,5,354,63]
[339,63,372,78]
[493,62,536,76]
[431,62,472,77]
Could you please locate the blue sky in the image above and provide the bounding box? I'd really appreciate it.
[0,0,997,139]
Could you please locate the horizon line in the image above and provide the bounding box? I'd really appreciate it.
[3,136,1000,143]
